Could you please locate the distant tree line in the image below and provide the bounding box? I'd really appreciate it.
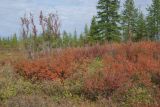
[0,34,18,49]
[0,0,160,52]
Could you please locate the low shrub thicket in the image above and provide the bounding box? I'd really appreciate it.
[13,41,160,106]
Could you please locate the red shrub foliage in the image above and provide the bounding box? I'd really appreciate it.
[13,44,111,81]
[14,59,57,81]
[14,48,89,81]
[14,42,160,89]
[84,42,160,99]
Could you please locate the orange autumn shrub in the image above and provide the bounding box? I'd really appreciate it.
[14,48,89,81]
[50,49,79,80]
[84,42,160,100]
[14,59,57,81]
[104,42,160,84]
[14,42,160,89]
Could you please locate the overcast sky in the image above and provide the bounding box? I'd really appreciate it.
[0,0,152,37]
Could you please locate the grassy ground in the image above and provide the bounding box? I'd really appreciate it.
[0,65,117,107]
[0,64,158,107]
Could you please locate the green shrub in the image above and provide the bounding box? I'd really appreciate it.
[120,86,154,107]
[0,66,40,101]
[0,84,16,101]
[87,57,103,76]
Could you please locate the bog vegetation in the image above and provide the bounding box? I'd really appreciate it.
[0,0,160,107]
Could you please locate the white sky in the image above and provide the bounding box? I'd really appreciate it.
[0,0,152,37]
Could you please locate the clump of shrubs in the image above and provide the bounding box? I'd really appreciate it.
[12,41,160,106]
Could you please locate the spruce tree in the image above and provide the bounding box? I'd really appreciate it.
[84,24,89,37]
[12,33,18,47]
[122,0,138,42]
[135,11,147,41]
[97,0,121,42]
[62,30,68,47]
[147,0,160,40]
[72,29,78,47]
[83,24,89,44]
[88,16,98,44]
[79,33,85,46]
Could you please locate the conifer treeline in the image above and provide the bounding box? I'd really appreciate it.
[87,0,160,43]
[0,0,160,49]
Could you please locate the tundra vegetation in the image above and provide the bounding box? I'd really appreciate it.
[0,0,160,107]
